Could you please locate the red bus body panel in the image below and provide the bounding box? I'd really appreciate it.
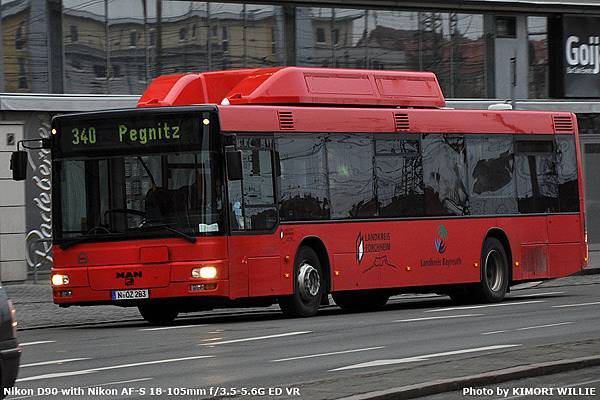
[52,68,586,306]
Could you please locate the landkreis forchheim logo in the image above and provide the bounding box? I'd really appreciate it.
[356,232,364,264]
[434,224,448,254]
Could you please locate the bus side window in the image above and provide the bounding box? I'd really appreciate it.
[327,134,376,219]
[374,137,424,217]
[556,136,580,212]
[422,134,469,216]
[277,135,329,221]
[228,137,278,231]
[466,136,517,215]
[515,139,559,213]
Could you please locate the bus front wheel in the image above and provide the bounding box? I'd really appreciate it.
[279,246,324,317]
[138,303,178,325]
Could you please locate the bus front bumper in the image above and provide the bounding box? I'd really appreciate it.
[51,265,230,305]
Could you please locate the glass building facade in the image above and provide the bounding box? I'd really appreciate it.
[0,0,552,98]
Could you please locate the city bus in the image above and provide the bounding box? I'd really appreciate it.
[10,67,587,324]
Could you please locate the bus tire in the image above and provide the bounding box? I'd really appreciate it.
[279,246,324,317]
[332,291,390,311]
[138,303,178,325]
[475,237,509,303]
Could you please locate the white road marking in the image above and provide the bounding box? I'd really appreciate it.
[17,355,213,382]
[8,378,153,400]
[426,300,544,313]
[330,344,521,371]
[20,341,56,346]
[563,378,600,388]
[516,322,573,331]
[201,338,223,342]
[272,347,385,362]
[482,322,573,335]
[199,331,312,346]
[511,291,564,298]
[393,314,482,322]
[85,377,153,387]
[22,358,90,368]
[553,301,600,308]
[140,324,206,331]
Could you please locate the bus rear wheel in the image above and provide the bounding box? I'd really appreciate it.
[332,291,390,311]
[475,237,509,303]
[138,303,179,325]
[279,246,324,317]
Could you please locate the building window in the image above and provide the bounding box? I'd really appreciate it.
[332,28,339,46]
[112,65,122,78]
[149,29,156,47]
[71,60,84,72]
[15,22,26,50]
[211,25,218,38]
[70,25,79,43]
[316,27,326,44]
[18,58,28,89]
[137,65,146,81]
[94,65,107,78]
[130,31,138,47]
[192,24,197,38]
[222,26,229,51]
[527,16,548,99]
[179,27,187,42]
[496,16,517,38]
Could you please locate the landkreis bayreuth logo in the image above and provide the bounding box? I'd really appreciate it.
[434,224,448,254]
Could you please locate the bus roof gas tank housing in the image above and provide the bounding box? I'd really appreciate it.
[137,67,446,109]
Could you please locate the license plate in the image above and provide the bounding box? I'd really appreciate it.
[112,289,149,300]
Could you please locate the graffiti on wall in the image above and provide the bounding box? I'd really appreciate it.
[26,119,53,272]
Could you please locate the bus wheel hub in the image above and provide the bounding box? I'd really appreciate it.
[298,263,320,300]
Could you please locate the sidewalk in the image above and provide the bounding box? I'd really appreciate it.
[293,338,600,400]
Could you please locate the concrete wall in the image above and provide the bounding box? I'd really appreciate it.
[0,121,26,282]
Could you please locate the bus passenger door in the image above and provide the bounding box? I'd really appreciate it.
[226,137,282,298]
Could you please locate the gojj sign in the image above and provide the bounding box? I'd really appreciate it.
[563,16,600,98]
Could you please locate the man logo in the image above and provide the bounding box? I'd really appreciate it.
[434,225,448,254]
[356,232,364,264]
[116,271,142,286]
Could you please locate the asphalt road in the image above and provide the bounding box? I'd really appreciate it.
[8,283,600,400]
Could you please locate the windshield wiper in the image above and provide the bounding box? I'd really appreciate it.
[59,235,106,250]
[143,224,197,244]
[59,224,196,250]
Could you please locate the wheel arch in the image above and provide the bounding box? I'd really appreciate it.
[298,236,331,293]
[484,228,513,283]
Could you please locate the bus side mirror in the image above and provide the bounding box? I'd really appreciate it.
[10,151,28,181]
[226,150,242,181]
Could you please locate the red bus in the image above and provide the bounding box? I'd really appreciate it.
[15,67,587,324]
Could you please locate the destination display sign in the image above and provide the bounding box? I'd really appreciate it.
[54,111,212,156]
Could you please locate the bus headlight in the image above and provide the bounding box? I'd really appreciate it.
[51,274,69,286]
[192,266,217,279]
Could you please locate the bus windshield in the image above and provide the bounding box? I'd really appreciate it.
[52,109,224,243]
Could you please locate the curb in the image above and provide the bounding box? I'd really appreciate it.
[338,355,600,400]
[577,267,600,276]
